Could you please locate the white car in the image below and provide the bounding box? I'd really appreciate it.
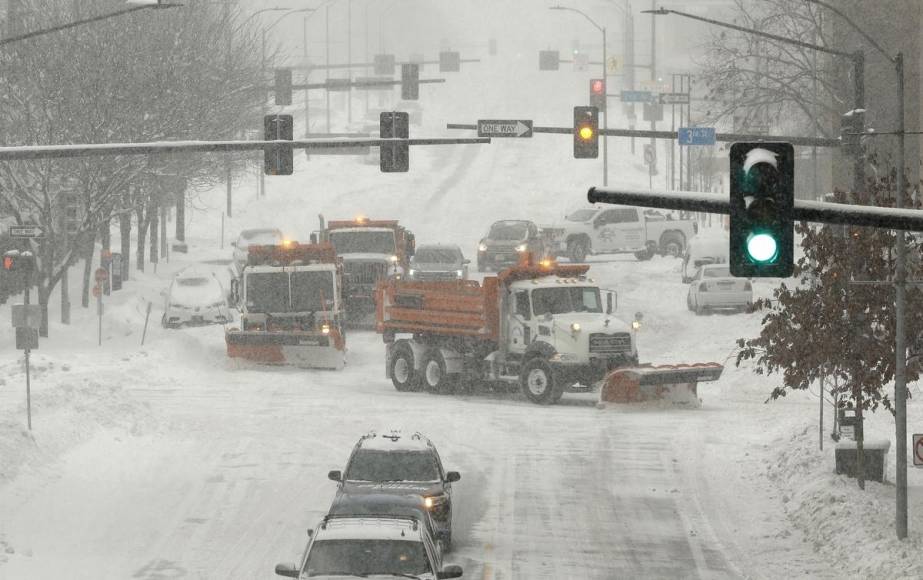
[682,232,730,283]
[686,264,752,315]
[232,228,284,269]
[162,270,230,328]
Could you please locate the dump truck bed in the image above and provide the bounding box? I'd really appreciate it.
[377,278,501,340]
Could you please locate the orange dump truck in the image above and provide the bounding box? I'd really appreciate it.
[316,215,415,328]
[376,258,639,404]
[226,242,346,369]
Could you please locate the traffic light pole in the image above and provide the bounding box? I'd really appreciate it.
[602,26,608,186]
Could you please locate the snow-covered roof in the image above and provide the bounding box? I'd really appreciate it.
[316,516,423,542]
[358,432,433,452]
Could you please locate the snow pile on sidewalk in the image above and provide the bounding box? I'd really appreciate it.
[765,425,923,578]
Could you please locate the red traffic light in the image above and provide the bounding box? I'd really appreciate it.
[2,256,13,271]
[591,79,605,94]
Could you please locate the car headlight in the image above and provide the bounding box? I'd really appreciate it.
[455,269,463,277]
[409,269,416,277]
[478,243,487,252]
[389,255,399,263]
[424,495,446,509]
[516,244,528,252]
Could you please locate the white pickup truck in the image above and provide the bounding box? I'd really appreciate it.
[544,206,698,262]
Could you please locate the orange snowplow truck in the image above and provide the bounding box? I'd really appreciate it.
[315,215,415,328]
[376,256,639,404]
[226,242,346,369]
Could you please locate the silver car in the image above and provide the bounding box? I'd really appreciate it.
[686,264,753,315]
[408,244,469,281]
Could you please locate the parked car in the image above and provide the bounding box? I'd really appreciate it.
[682,232,730,283]
[232,228,284,270]
[274,514,462,580]
[409,244,469,281]
[477,220,544,272]
[162,269,230,328]
[686,264,752,315]
[328,431,461,548]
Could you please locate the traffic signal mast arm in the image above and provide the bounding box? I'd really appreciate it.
[588,186,923,232]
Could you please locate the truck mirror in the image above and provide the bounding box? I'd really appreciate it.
[274,563,300,578]
[606,292,616,314]
[309,233,318,244]
[229,279,240,304]
[327,469,342,482]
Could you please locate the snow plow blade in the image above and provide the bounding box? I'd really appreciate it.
[597,363,724,407]
[226,330,345,370]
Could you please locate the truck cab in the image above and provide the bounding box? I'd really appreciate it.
[226,242,345,369]
[317,215,415,328]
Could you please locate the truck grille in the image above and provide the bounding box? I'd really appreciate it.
[589,333,632,355]
[344,261,388,286]
[414,271,459,281]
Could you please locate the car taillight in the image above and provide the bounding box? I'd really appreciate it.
[744,281,752,291]
[699,282,708,292]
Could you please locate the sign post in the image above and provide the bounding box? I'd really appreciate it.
[476,120,533,139]
[11,304,40,430]
[94,267,108,346]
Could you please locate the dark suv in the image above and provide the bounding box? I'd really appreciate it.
[328,431,461,548]
[477,220,545,272]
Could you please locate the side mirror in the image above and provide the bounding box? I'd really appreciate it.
[606,292,616,314]
[445,471,461,483]
[307,528,314,538]
[229,279,240,305]
[309,233,318,244]
[438,565,464,579]
[328,470,342,482]
[274,563,300,578]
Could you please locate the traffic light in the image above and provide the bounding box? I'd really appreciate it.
[401,64,419,100]
[274,68,292,106]
[539,50,560,71]
[590,78,606,111]
[264,114,294,175]
[573,106,599,159]
[380,111,409,173]
[840,110,864,155]
[439,51,460,73]
[729,142,795,277]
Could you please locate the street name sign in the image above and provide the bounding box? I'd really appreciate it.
[8,225,45,239]
[620,90,653,103]
[678,127,717,146]
[477,120,533,138]
[659,92,690,105]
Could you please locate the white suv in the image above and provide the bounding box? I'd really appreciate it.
[275,515,463,579]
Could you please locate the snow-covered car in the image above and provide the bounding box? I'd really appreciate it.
[327,431,460,549]
[162,270,230,328]
[682,231,730,283]
[232,228,284,269]
[409,244,469,281]
[686,264,752,315]
[274,514,462,580]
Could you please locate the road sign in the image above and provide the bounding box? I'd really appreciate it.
[94,267,109,283]
[914,434,923,467]
[16,327,38,350]
[640,80,671,93]
[620,90,653,103]
[11,304,41,329]
[477,120,533,138]
[643,144,655,165]
[92,284,101,298]
[659,92,690,105]
[8,225,45,239]
[606,56,622,73]
[678,127,717,146]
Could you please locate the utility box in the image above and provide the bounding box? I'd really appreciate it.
[835,439,890,483]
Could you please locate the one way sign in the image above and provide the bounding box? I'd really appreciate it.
[477,119,533,138]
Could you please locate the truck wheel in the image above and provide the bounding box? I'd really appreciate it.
[568,239,588,263]
[660,234,684,258]
[390,344,419,392]
[520,358,558,405]
[634,247,654,261]
[422,351,454,394]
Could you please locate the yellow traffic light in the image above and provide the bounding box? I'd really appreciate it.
[579,126,594,140]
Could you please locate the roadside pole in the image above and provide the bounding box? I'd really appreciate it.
[94,267,107,346]
[141,301,152,346]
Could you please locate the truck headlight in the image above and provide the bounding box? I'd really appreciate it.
[389,255,399,263]
[631,320,642,331]
[570,322,581,333]
[550,352,579,362]
[478,243,487,252]
[516,244,528,252]
[321,323,331,335]
[455,269,463,277]
[409,269,416,277]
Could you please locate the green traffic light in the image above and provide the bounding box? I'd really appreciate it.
[746,232,779,263]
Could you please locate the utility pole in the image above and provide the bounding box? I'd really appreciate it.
[325,5,330,133]
[347,0,352,125]
[649,0,657,173]
[894,50,907,540]
[304,15,310,136]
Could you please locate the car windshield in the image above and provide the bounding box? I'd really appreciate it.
[329,231,396,254]
[704,267,731,278]
[291,271,336,312]
[488,222,528,241]
[245,272,289,313]
[566,209,597,222]
[305,539,430,577]
[176,277,210,287]
[531,287,602,316]
[414,248,460,264]
[346,450,439,481]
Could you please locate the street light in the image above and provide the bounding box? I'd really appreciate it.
[0,0,182,47]
[549,5,608,186]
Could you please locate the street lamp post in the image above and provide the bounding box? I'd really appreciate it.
[550,5,608,186]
